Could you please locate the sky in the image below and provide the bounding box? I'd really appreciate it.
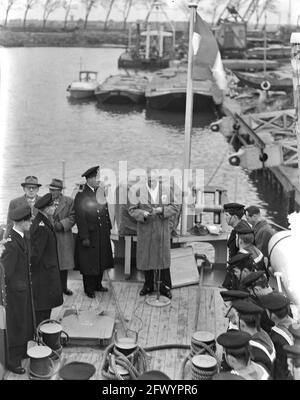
[1,0,300,25]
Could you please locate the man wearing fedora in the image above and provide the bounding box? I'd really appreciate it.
[4,176,42,239]
[48,178,76,296]
[74,166,113,298]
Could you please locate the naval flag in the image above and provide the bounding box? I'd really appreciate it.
[192,11,227,92]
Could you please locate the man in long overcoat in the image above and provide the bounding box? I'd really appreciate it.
[48,178,76,295]
[74,166,114,298]
[30,193,63,326]
[0,205,34,374]
[4,176,41,239]
[128,170,180,299]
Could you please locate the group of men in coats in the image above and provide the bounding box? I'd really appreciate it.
[214,202,299,380]
[0,167,113,374]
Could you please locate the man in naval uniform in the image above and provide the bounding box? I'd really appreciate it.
[74,166,113,298]
[232,299,276,376]
[259,292,295,380]
[226,252,256,290]
[30,193,63,326]
[4,176,41,239]
[217,330,270,380]
[0,205,34,374]
[240,270,275,334]
[222,203,251,288]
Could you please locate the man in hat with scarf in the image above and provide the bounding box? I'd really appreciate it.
[47,178,76,296]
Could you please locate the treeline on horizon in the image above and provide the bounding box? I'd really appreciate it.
[0,0,291,32]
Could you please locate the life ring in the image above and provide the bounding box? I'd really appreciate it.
[210,123,220,132]
[261,80,271,91]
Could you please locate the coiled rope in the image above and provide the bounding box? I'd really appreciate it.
[180,340,221,380]
[100,342,149,380]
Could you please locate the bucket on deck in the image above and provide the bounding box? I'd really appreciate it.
[114,330,137,357]
[38,320,69,360]
[191,354,218,380]
[191,331,216,356]
[27,345,53,380]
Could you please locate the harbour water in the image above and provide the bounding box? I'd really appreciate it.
[0,47,289,227]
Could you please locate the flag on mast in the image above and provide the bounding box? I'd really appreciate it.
[192,11,227,93]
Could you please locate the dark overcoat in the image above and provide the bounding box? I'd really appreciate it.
[0,230,34,348]
[128,181,180,271]
[74,185,113,276]
[30,212,63,311]
[253,220,275,258]
[5,195,41,239]
[227,219,252,261]
[53,195,76,271]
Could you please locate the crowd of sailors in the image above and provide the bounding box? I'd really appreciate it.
[0,170,299,380]
[213,202,299,380]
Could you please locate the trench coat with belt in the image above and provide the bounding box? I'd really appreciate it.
[74,184,114,276]
[53,194,76,271]
[128,182,180,271]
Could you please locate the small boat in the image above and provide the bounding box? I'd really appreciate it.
[223,59,279,72]
[94,74,148,104]
[247,44,291,60]
[67,71,99,99]
[145,67,223,112]
[118,50,170,70]
[234,70,293,92]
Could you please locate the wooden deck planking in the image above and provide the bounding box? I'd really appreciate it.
[163,287,180,379]
[4,277,227,381]
[151,297,172,373]
[176,287,190,377]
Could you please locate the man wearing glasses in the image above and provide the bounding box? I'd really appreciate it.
[4,176,41,239]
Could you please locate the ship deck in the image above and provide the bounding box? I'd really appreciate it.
[4,264,228,380]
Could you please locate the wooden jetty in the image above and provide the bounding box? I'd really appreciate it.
[221,95,300,212]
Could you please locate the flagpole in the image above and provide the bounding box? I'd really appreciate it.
[181,3,197,236]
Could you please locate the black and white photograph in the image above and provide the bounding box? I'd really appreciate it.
[0,0,300,383]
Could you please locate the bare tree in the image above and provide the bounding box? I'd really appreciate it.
[22,0,38,28]
[42,0,61,29]
[118,0,136,30]
[62,0,78,29]
[2,0,19,26]
[100,0,116,30]
[81,0,99,29]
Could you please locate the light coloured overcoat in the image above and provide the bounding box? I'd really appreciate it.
[53,195,76,271]
[128,181,180,271]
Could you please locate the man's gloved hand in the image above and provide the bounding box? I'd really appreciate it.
[54,222,64,232]
[82,238,91,248]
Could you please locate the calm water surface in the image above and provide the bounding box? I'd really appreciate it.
[0,47,288,227]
